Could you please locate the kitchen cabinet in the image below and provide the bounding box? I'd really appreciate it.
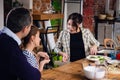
[94,16,120,45]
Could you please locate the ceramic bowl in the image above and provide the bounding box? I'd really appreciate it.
[84,66,105,80]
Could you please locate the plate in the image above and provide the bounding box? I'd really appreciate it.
[97,49,115,54]
[107,60,120,64]
[86,55,111,62]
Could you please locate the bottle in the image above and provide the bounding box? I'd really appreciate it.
[110,50,116,59]
[116,52,120,60]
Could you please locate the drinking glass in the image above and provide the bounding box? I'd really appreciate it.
[109,50,117,59]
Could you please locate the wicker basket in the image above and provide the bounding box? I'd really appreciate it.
[107,17,114,20]
[98,14,106,20]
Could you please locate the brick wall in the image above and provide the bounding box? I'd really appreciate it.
[83,0,106,32]
[83,0,117,45]
[83,0,94,32]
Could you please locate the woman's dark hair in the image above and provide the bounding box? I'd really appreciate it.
[67,13,83,29]
[22,25,39,48]
[6,7,32,33]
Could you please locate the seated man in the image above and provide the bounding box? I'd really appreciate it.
[0,8,40,80]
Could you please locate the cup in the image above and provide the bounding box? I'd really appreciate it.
[116,52,120,60]
[109,50,117,59]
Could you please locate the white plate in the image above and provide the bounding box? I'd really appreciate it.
[97,49,115,54]
[107,60,120,64]
[86,55,111,62]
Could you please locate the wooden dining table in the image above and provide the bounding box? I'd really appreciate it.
[41,59,120,80]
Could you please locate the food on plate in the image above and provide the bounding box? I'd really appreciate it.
[91,56,105,63]
[106,64,120,74]
[101,60,120,74]
[86,55,111,64]
[107,60,120,65]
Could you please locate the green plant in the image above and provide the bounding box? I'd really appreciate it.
[52,0,61,13]
[51,0,62,28]
[51,51,63,67]
[51,51,62,61]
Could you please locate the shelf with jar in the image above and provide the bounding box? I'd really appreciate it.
[32,0,64,20]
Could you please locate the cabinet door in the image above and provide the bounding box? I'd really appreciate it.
[97,23,113,45]
[4,0,12,25]
[114,22,120,46]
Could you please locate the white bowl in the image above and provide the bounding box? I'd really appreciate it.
[84,66,105,80]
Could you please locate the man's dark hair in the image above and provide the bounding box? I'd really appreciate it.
[6,7,32,33]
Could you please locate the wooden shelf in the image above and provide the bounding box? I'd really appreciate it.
[39,28,58,34]
[33,0,64,20]
[32,13,64,20]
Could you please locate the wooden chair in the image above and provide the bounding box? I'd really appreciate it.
[103,38,114,49]
[116,35,120,50]
[104,36,120,50]
[117,35,120,44]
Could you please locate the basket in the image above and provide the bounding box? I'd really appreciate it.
[98,14,106,20]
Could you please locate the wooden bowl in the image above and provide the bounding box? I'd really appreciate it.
[107,17,114,20]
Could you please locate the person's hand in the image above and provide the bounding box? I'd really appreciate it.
[40,59,50,65]
[90,45,98,55]
[39,59,50,72]
[59,52,68,62]
[37,52,49,60]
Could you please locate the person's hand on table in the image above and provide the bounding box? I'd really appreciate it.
[90,45,98,55]
[59,52,69,62]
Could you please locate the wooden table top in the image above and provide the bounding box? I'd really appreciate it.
[41,59,120,80]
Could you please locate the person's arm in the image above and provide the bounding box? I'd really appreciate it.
[87,29,100,55]
[39,59,50,72]
[37,52,49,60]
[37,52,50,72]
[88,29,100,46]
[54,31,68,62]
[90,45,98,55]
[54,31,63,54]
[11,47,40,80]
[59,51,68,62]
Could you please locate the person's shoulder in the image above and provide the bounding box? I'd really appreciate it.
[23,50,33,58]
[60,30,69,34]
[81,27,89,31]
[0,33,18,49]
[0,33,13,42]
[81,27,90,33]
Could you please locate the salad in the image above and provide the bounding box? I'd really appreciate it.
[86,55,111,64]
